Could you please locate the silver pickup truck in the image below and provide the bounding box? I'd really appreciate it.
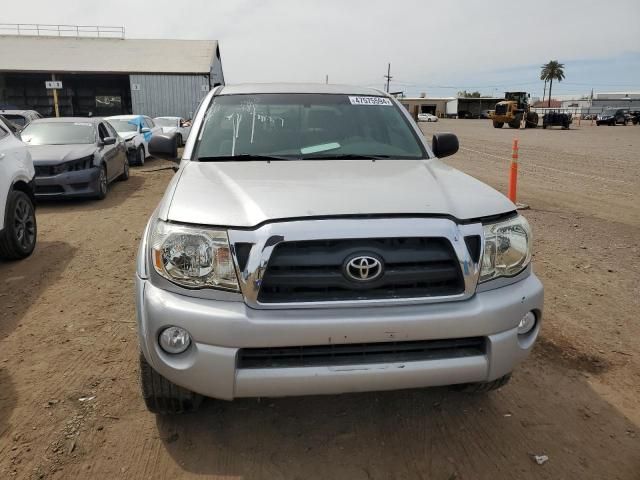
[137,84,543,414]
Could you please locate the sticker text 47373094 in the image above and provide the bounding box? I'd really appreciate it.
[348,96,393,106]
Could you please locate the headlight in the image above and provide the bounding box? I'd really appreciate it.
[150,220,239,290]
[479,215,532,282]
[52,155,93,174]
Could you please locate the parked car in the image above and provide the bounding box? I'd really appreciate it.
[629,111,640,125]
[105,115,161,166]
[0,109,41,129]
[0,119,37,259]
[480,110,494,119]
[153,116,191,146]
[20,117,129,200]
[458,110,477,119]
[596,108,629,126]
[417,112,438,122]
[137,84,544,414]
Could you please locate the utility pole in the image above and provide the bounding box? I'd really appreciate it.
[51,73,60,118]
[325,74,328,84]
[384,63,392,93]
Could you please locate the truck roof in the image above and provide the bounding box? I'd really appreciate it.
[217,83,386,96]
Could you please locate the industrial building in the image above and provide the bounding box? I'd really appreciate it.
[396,95,503,118]
[0,25,224,119]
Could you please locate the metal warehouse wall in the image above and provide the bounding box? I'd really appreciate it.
[130,74,211,119]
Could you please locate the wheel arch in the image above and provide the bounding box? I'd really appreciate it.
[11,179,35,204]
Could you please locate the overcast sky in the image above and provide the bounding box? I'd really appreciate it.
[4,0,640,98]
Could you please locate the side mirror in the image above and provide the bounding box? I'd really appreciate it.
[102,136,116,145]
[149,133,178,162]
[141,127,151,133]
[432,133,459,159]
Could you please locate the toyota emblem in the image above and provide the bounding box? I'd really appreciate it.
[344,254,384,282]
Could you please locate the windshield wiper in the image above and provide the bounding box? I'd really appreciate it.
[197,154,297,162]
[302,153,394,160]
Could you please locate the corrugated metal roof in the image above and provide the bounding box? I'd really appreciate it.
[0,35,217,74]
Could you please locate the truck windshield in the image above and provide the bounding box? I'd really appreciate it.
[194,93,426,160]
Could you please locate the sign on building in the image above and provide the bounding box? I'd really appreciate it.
[45,81,63,89]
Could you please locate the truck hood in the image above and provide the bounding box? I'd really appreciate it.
[27,144,97,165]
[165,159,515,227]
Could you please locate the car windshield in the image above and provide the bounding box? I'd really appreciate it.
[154,118,178,127]
[20,122,95,145]
[195,93,426,160]
[107,119,138,133]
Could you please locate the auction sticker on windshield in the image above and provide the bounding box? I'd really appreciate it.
[348,96,393,106]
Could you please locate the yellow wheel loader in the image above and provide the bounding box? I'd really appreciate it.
[492,92,539,129]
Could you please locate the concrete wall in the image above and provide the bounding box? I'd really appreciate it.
[130,74,211,119]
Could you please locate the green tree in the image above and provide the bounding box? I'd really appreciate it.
[540,60,565,107]
[457,90,483,98]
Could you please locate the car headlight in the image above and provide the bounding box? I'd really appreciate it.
[479,215,532,283]
[150,220,239,290]
[52,156,93,174]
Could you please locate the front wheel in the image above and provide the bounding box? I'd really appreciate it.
[493,121,504,128]
[118,156,130,181]
[137,146,145,166]
[0,190,37,260]
[95,165,108,200]
[139,352,203,414]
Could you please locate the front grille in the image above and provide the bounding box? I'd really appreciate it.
[495,104,507,115]
[34,165,54,177]
[35,185,64,194]
[238,337,486,369]
[257,237,464,303]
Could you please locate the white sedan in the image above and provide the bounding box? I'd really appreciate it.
[417,113,438,122]
[0,118,37,259]
[153,117,191,147]
[105,115,162,166]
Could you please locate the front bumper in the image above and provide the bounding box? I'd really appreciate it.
[34,167,101,198]
[136,273,544,400]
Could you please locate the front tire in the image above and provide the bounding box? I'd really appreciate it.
[95,165,108,200]
[118,156,130,181]
[493,121,504,128]
[137,146,145,166]
[0,190,37,260]
[139,352,203,415]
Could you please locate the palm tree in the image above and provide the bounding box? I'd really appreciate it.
[540,61,565,107]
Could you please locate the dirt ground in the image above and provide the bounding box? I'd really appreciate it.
[1,119,639,479]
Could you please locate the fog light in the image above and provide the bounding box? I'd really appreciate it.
[517,311,536,335]
[159,326,191,354]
